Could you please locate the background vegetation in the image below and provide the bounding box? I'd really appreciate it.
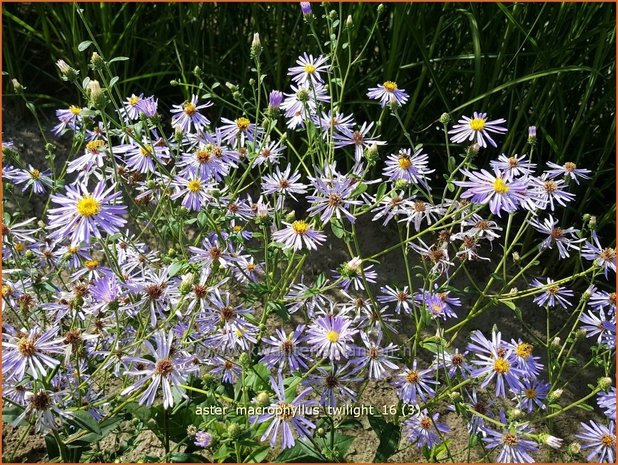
[3,2,616,232]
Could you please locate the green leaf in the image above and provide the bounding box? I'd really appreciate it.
[109,76,119,88]
[66,415,123,445]
[167,261,184,278]
[501,300,516,310]
[330,218,345,239]
[2,406,24,424]
[368,413,400,462]
[375,182,387,201]
[352,182,367,197]
[315,433,354,457]
[274,439,325,462]
[108,56,130,63]
[245,445,270,463]
[78,40,93,52]
[68,410,101,436]
[169,452,207,462]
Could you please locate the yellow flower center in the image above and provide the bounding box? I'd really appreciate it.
[30,169,41,179]
[187,179,202,193]
[383,81,398,92]
[17,337,36,356]
[326,330,340,343]
[525,388,537,399]
[15,242,26,252]
[406,370,419,383]
[469,117,486,131]
[291,220,310,235]
[493,178,510,194]
[69,105,82,115]
[68,245,79,254]
[235,117,250,131]
[2,284,13,297]
[85,259,99,270]
[76,196,101,217]
[564,162,576,172]
[601,434,615,447]
[398,156,412,170]
[86,139,105,153]
[140,145,153,157]
[515,342,533,359]
[184,102,197,115]
[129,95,140,106]
[304,64,316,74]
[493,357,511,374]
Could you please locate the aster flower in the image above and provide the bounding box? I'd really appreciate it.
[252,138,287,167]
[272,220,326,251]
[306,176,362,224]
[251,375,317,450]
[370,190,408,225]
[531,278,574,309]
[303,363,361,408]
[52,105,86,137]
[514,379,550,412]
[483,420,539,463]
[579,308,616,348]
[489,153,537,180]
[409,239,454,276]
[260,325,310,373]
[457,214,503,243]
[67,139,109,181]
[3,164,53,194]
[528,215,583,258]
[171,94,212,133]
[597,387,616,420]
[434,348,471,378]
[581,232,616,279]
[2,327,65,381]
[315,110,355,136]
[113,135,171,174]
[121,330,198,409]
[545,161,591,185]
[332,256,377,291]
[507,339,542,379]
[383,148,434,190]
[209,356,242,384]
[378,286,414,315]
[576,420,615,463]
[455,169,528,217]
[268,90,283,109]
[299,2,312,15]
[47,181,127,245]
[306,314,357,361]
[393,360,438,404]
[367,80,410,108]
[189,233,236,269]
[448,112,507,148]
[170,173,211,211]
[120,93,144,121]
[281,82,330,130]
[467,330,524,397]
[13,389,72,434]
[284,278,332,317]
[589,288,616,314]
[350,331,399,380]
[529,175,575,211]
[404,409,450,449]
[218,116,262,146]
[333,121,386,162]
[194,431,213,448]
[136,95,159,118]
[261,164,308,204]
[288,53,329,86]
[416,289,461,320]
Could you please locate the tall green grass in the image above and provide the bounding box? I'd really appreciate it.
[3,2,615,234]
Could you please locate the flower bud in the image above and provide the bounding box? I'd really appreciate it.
[300,2,312,16]
[394,179,409,190]
[284,210,296,223]
[316,427,326,437]
[256,392,270,407]
[539,433,563,449]
[90,52,104,69]
[551,337,561,349]
[227,423,242,438]
[439,112,451,125]
[329,10,337,20]
[528,126,537,145]
[587,215,597,229]
[170,79,179,86]
[364,143,380,164]
[377,4,385,14]
[186,425,198,437]
[597,377,613,390]
[567,442,581,454]
[11,79,24,94]
[575,329,587,340]
[448,391,461,401]
[507,408,523,420]
[193,65,203,78]
[547,388,563,401]
[346,15,353,28]
[512,252,520,263]
[87,80,106,109]
[466,143,481,156]
[251,33,262,59]
[37,220,46,229]
[238,352,251,367]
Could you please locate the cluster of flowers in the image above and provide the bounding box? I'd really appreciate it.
[2,15,616,462]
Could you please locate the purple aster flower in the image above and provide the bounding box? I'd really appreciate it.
[598,387,616,420]
[136,95,159,117]
[252,137,286,167]
[67,139,109,181]
[367,81,409,108]
[194,431,212,448]
[269,90,284,108]
[467,330,524,397]
[189,233,236,269]
[531,277,574,309]
[529,174,575,211]
[272,220,326,251]
[52,105,85,137]
[47,181,127,246]
[434,348,471,378]
[382,148,434,190]
[261,164,308,204]
[170,173,211,211]
[404,409,450,449]
[350,331,399,380]
[483,420,539,463]
[513,379,550,412]
[579,308,616,348]
[416,289,460,320]
[306,314,357,361]
[251,374,317,449]
[457,214,503,243]
[378,285,413,314]
[459,389,495,436]
[507,339,542,379]
[489,153,537,180]
[288,52,329,87]
[454,169,528,217]
[2,327,64,381]
[113,135,171,174]
[528,215,583,258]
[315,110,355,136]
[171,94,212,133]
[448,112,507,148]
[370,191,408,226]
[281,82,330,130]
[576,420,615,463]
[409,239,454,276]
[306,176,362,224]
[589,288,616,314]
[260,325,310,373]
[545,160,591,185]
[582,232,616,279]
[13,389,72,434]
[393,359,438,404]
[333,121,386,162]
[3,164,53,194]
[284,278,332,318]
[332,256,377,291]
[218,116,262,146]
[209,356,242,384]
[121,330,198,409]
[120,93,144,121]
[303,363,361,408]
[300,2,312,15]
